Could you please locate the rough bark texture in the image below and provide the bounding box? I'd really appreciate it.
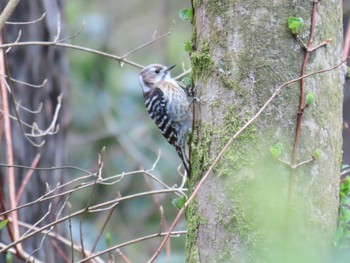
[187,1,343,262]
[0,1,69,262]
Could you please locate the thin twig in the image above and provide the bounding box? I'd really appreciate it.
[0,41,144,69]
[68,203,74,263]
[79,215,86,259]
[116,249,132,263]
[0,33,22,254]
[0,189,182,253]
[15,100,43,114]
[120,31,171,60]
[2,217,105,263]
[15,153,41,205]
[174,68,191,80]
[90,193,119,253]
[25,94,61,138]
[143,173,171,260]
[0,242,42,263]
[286,1,326,243]
[6,29,21,53]
[58,21,86,43]
[278,157,315,169]
[9,76,47,88]
[77,231,187,263]
[6,12,46,25]
[0,164,182,217]
[0,0,21,31]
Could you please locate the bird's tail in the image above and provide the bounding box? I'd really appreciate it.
[176,145,190,177]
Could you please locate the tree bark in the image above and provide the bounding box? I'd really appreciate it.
[0,1,69,262]
[188,1,343,262]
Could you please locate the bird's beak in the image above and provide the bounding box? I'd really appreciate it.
[166,64,176,72]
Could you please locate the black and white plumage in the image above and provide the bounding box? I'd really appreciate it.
[139,64,192,176]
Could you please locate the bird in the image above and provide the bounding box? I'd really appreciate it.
[139,64,192,176]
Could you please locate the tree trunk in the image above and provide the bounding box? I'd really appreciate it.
[0,1,69,262]
[188,1,343,262]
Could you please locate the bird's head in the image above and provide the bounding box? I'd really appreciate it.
[139,64,176,93]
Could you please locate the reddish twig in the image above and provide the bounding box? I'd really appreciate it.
[143,173,171,261]
[79,215,86,259]
[292,1,318,165]
[51,240,70,263]
[116,249,132,263]
[90,192,119,254]
[15,153,41,205]
[0,187,16,251]
[287,2,331,237]
[0,34,21,254]
[344,20,350,59]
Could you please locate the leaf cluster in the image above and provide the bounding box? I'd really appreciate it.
[334,175,350,248]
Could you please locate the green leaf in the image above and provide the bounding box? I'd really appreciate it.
[105,232,112,247]
[342,164,349,170]
[269,143,283,158]
[0,219,8,230]
[342,196,350,205]
[312,149,321,160]
[287,16,304,34]
[179,8,193,21]
[183,41,191,53]
[305,92,315,106]
[172,196,187,209]
[181,76,192,87]
[5,252,12,263]
[333,227,344,245]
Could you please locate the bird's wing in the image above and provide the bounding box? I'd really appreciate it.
[144,87,189,174]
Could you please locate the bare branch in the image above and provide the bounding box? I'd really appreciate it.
[0,188,182,253]
[0,242,42,263]
[77,231,187,263]
[2,218,105,263]
[22,204,51,237]
[0,34,22,253]
[15,100,43,114]
[6,12,46,25]
[15,153,41,205]
[120,31,171,61]
[6,29,21,53]
[0,41,144,69]
[174,68,191,80]
[0,0,21,31]
[90,192,119,253]
[58,21,86,43]
[25,94,62,138]
[10,76,47,88]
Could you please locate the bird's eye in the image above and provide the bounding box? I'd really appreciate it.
[154,69,160,74]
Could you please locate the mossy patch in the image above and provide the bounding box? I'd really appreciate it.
[189,122,215,184]
[191,42,214,80]
[216,106,257,176]
[185,199,201,263]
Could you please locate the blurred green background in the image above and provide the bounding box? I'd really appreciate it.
[65,1,191,262]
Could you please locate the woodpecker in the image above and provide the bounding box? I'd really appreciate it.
[139,64,192,176]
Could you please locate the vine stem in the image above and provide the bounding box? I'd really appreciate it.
[286,0,330,249]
